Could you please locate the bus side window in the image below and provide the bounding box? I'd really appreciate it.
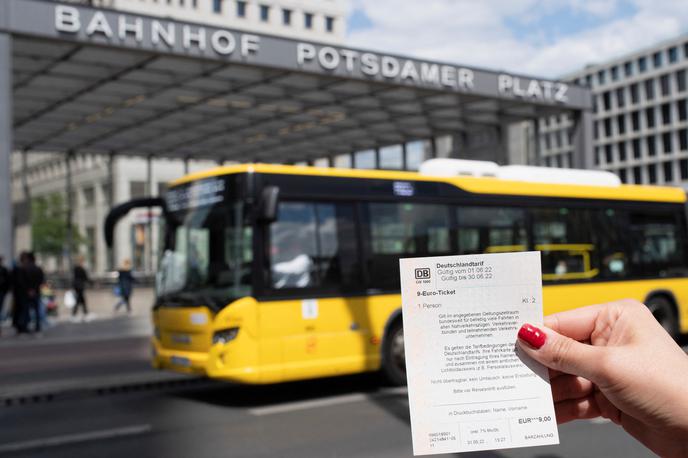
[364,202,451,290]
[270,202,317,289]
[455,206,527,254]
[531,208,599,281]
[628,212,686,277]
[315,203,360,288]
[269,201,359,290]
[595,208,630,279]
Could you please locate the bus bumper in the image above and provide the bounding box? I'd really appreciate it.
[151,338,208,376]
[151,337,265,383]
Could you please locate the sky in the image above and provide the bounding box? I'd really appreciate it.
[345,0,688,79]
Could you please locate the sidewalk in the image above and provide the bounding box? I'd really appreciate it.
[50,286,156,326]
[0,287,203,404]
[0,287,154,343]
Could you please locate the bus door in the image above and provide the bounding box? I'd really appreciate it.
[263,200,369,378]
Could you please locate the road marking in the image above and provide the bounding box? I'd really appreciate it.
[249,387,408,416]
[0,424,152,453]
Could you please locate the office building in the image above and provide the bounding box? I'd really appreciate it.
[538,34,688,189]
[90,0,347,44]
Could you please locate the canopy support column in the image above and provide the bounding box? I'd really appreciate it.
[21,150,30,236]
[107,152,116,270]
[65,151,74,272]
[532,119,543,166]
[183,157,190,174]
[146,154,153,274]
[572,110,594,169]
[0,34,13,261]
[401,143,408,170]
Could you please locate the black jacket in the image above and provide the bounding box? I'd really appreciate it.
[73,266,90,291]
[0,265,10,293]
[15,264,44,299]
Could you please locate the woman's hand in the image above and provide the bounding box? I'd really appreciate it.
[517,300,688,458]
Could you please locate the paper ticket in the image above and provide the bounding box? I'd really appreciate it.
[400,251,559,455]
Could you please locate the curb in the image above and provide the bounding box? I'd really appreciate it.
[0,373,218,407]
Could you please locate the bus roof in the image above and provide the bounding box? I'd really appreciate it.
[170,163,687,204]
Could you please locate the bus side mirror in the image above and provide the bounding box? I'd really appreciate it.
[259,186,280,223]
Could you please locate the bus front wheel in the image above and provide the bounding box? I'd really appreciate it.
[647,296,679,340]
[382,320,407,386]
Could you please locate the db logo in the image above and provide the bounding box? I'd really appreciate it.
[415,268,431,279]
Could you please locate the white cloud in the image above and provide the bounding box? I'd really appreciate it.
[346,0,688,78]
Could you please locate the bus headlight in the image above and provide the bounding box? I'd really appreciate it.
[212,327,239,345]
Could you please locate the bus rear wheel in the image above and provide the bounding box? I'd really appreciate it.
[647,296,679,340]
[382,320,407,386]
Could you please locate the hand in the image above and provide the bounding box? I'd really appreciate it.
[517,300,688,458]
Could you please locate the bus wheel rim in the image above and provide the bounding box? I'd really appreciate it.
[391,329,405,373]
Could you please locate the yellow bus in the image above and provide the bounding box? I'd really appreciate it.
[105,162,688,385]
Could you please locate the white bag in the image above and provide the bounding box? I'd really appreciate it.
[64,290,76,309]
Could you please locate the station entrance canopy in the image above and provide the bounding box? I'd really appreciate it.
[0,0,593,259]
[1,0,591,162]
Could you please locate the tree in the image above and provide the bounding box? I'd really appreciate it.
[31,194,84,260]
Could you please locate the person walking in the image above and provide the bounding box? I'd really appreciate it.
[0,256,10,324]
[114,259,135,314]
[71,256,91,320]
[11,252,29,334]
[21,252,44,333]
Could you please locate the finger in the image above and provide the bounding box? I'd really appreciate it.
[554,395,600,424]
[544,303,607,342]
[551,375,594,402]
[517,323,606,384]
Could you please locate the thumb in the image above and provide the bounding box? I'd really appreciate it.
[517,323,605,383]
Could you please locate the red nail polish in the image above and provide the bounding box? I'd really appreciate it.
[518,324,546,349]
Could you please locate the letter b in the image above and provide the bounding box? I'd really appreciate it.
[55,5,80,33]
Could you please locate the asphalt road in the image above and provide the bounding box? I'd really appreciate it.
[0,373,655,458]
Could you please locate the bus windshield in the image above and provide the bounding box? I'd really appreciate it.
[157,201,252,309]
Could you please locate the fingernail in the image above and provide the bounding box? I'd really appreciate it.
[518,323,546,349]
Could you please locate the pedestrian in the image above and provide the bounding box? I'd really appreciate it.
[11,252,29,334]
[20,252,44,334]
[114,259,135,314]
[516,299,688,458]
[71,256,91,320]
[0,255,10,324]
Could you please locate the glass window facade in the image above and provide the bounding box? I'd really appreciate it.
[236,1,246,17]
[260,4,269,22]
[653,51,663,68]
[624,61,633,77]
[669,46,678,63]
[638,56,647,72]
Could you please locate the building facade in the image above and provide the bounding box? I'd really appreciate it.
[538,34,688,189]
[90,0,348,43]
[11,152,220,275]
